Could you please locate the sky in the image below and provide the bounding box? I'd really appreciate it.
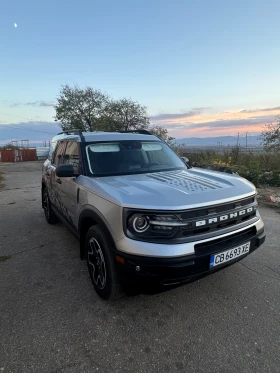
[0,0,280,144]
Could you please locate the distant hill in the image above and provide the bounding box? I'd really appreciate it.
[174,135,262,147]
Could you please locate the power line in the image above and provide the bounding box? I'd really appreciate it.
[0,123,56,134]
[0,111,58,134]
[0,111,42,122]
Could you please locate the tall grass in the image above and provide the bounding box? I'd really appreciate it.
[182,147,280,187]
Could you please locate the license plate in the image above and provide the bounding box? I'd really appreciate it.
[210,242,250,268]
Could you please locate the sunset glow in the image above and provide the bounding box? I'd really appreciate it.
[151,107,280,138]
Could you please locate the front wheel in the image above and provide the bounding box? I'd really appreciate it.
[42,189,58,224]
[86,226,123,300]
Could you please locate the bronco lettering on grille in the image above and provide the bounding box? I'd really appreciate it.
[195,207,255,227]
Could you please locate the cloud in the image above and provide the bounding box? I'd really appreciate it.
[150,110,201,121]
[191,107,212,111]
[151,106,280,125]
[166,115,276,131]
[240,106,280,113]
[10,101,54,108]
[182,115,276,130]
[27,101,55,107]
[0,121,61,143]
[9,102,21,107]
[150,107,211,121]
[150,106,280,137]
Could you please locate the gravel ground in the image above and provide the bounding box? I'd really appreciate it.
[0,162,280,373]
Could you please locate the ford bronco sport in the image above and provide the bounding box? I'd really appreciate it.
[42,129,265,300]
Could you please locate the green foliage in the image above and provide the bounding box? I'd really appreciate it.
[149,125,175,143]
[54,85,109,131]
[0,143,19,150]
[236,166,280,187]
[235,165,262,186]
[185,148,280,187]
[260,116,280,152]
[54,84,151,133]
[101,98,150,132]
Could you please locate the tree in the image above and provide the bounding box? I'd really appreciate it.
[54,85,109,131]
[0,143,19,150]
[260,116,280,152]
[149,125,175,143]
[54,85,150,133]
[102,98,150,132]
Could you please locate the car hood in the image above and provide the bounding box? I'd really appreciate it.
[80,168,256,210]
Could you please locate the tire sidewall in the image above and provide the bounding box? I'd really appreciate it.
[43,189,51,221]
[43,188,58,224]
[86,226,120,300]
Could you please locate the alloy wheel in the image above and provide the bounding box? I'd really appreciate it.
[88,237,107,289]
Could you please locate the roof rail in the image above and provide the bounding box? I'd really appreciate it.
[57,129,85,142]
[119,130,153,135]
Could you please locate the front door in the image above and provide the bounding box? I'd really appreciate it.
[58,140,82,227]
[49,140,66,215]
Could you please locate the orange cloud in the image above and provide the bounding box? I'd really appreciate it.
[151,106,280,137]
[171,124,266,138]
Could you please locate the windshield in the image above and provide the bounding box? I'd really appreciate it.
[85,140,185,176]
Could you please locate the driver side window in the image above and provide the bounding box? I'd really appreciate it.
[52,141,66,166]
[64,141,80,174]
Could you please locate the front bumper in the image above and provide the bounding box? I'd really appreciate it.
[116,225,266,286]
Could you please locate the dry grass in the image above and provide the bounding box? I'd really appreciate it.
[183,148,280,187]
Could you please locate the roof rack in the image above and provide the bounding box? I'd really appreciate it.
[119,130,153,135]
[57,129,85,142]
[57,129,83,136]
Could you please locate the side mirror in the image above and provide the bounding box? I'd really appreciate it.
[56,164,74,177]
[181,157,190,167]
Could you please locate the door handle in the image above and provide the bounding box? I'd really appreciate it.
[55,178,62,184]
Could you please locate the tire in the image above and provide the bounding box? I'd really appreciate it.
[86,226,123,300]
[42,188,59,224]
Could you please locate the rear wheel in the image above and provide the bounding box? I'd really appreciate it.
[42,188,59,224]
[86,226,123,300]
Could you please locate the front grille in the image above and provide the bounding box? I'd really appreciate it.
[180,196,255,219]
[176,211,256,238]
[194,226,256,256]
[173,196,257,239]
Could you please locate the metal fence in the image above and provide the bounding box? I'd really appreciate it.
[0,148,37,162]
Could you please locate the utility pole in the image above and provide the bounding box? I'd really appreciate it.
[236,133,240,147]
[21,139,29,148]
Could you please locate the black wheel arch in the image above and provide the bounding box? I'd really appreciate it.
[79,208,116,260]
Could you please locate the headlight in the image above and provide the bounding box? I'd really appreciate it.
[126,211,192,240]
[132,215,149,233]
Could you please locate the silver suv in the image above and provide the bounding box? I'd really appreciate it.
[42,130,265,300]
